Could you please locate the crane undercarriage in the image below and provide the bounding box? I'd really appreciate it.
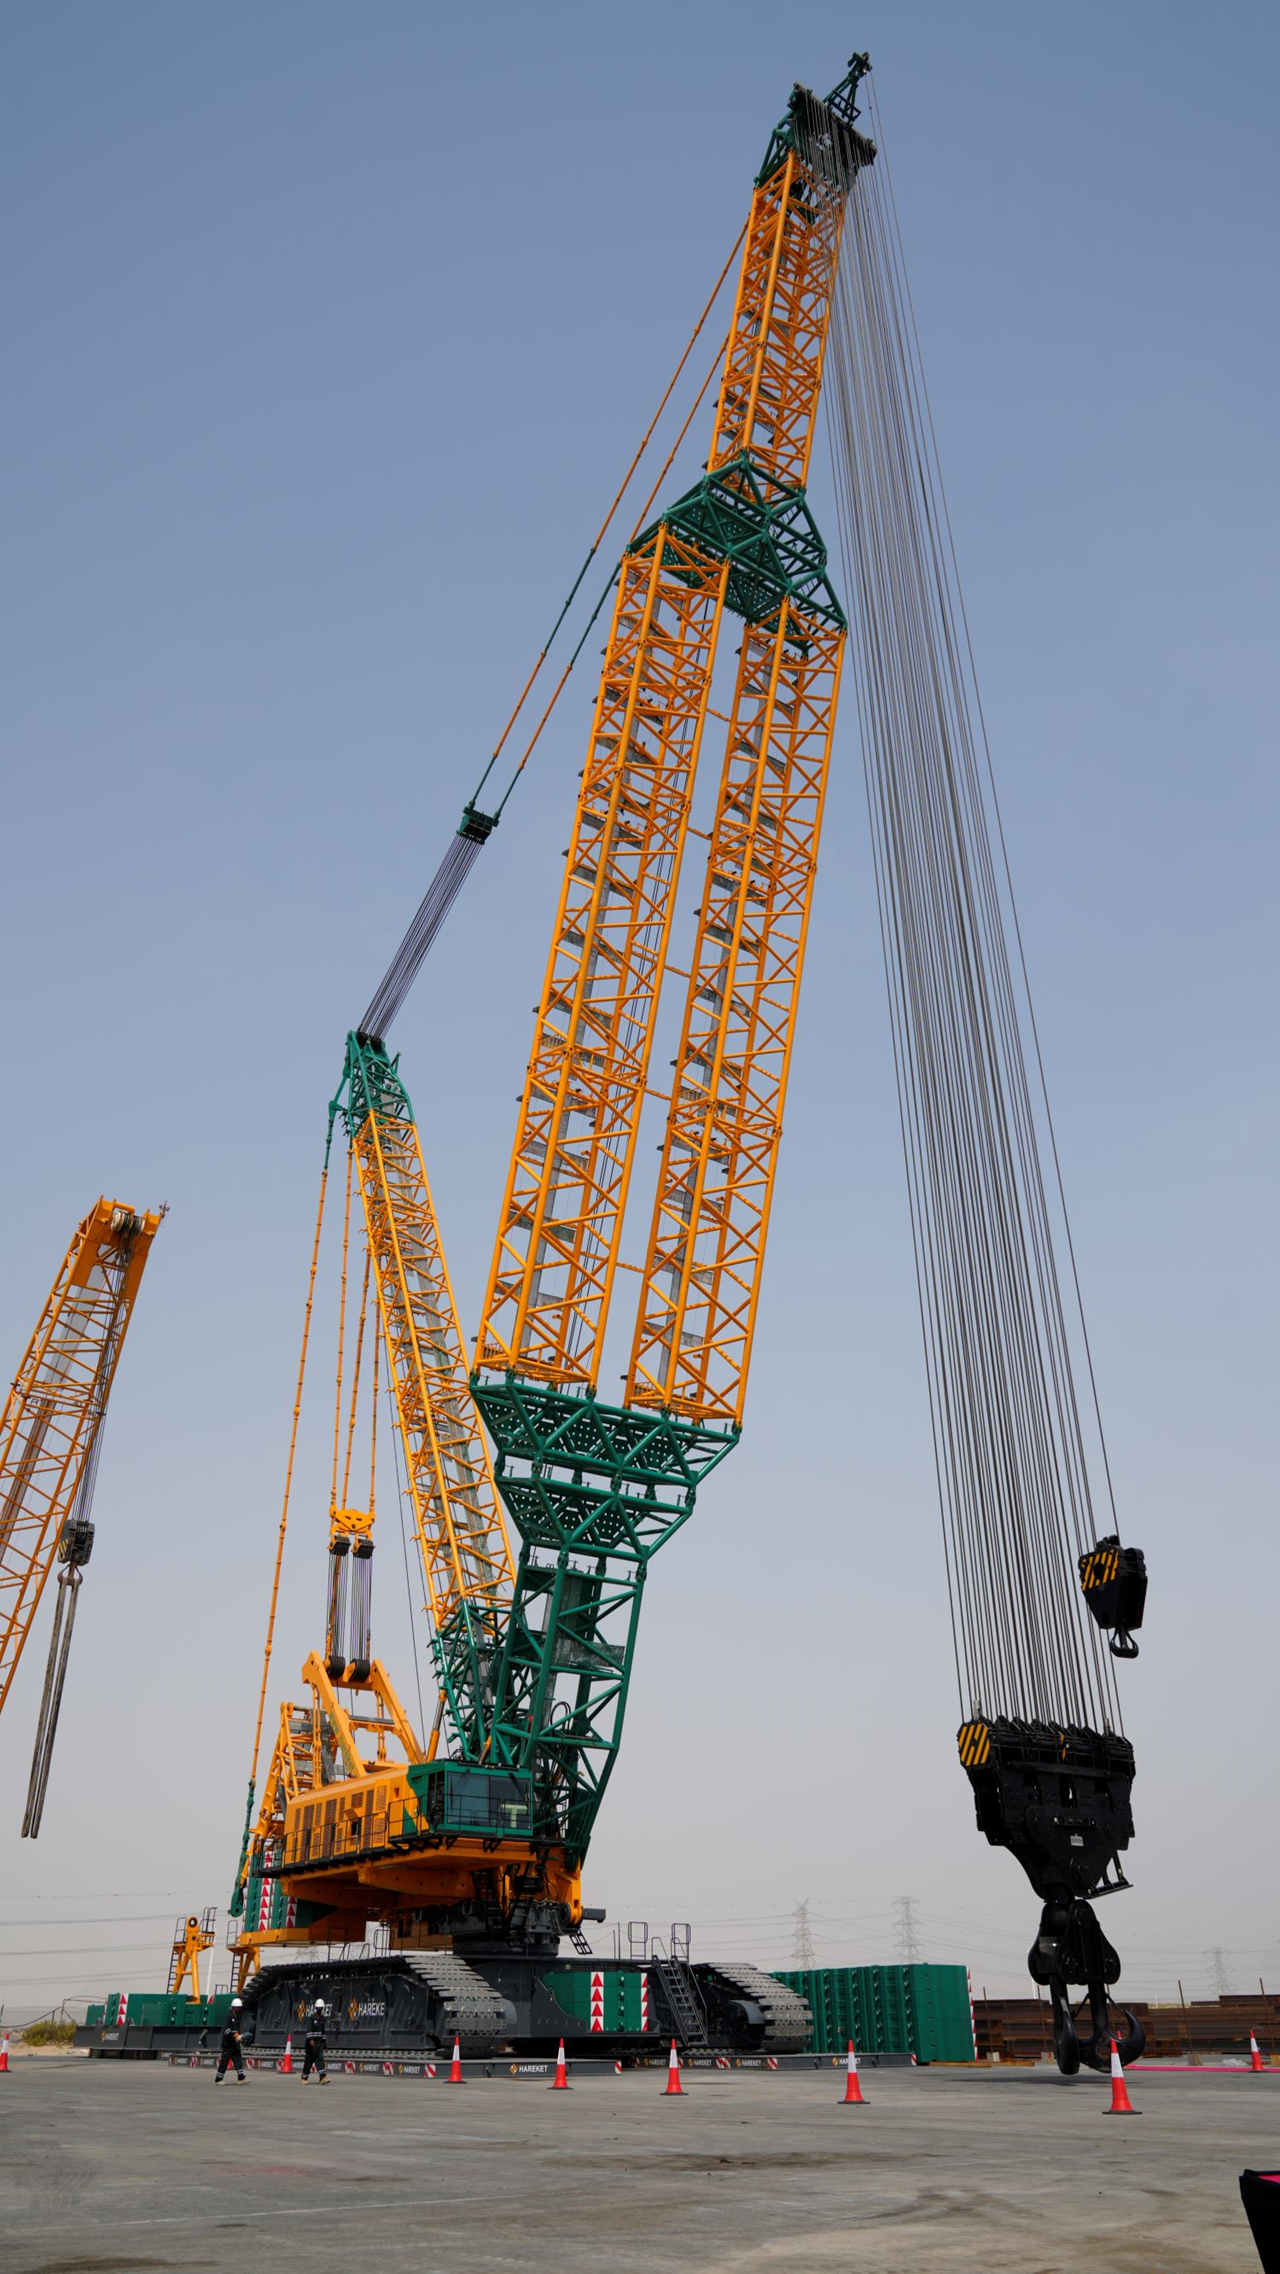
[232,1950,811,2063]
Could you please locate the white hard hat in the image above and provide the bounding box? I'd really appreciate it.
[231,1996,243,2007]
[314,1998,326,2012]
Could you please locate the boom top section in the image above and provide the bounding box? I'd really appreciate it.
[475,57,873,1418]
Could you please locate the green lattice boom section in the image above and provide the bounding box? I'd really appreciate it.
[473,1380,737,1858]
[631,455,843,633]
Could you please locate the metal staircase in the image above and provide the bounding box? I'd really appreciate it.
[652,1955,709,2048]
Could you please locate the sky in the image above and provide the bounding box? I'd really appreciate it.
[1,0,1276,2022]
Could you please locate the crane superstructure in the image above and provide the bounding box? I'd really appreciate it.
[228,59,872,2007]
[0,1197,161,1832]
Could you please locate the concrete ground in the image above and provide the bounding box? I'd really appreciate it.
[1,2056,1275,2273]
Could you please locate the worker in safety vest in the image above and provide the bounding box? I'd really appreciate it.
[215,1997,248,2084]
[301,1998,329,2083]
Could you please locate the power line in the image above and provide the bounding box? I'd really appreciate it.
[0,1942,172,1961]
[0,1913,182,1931]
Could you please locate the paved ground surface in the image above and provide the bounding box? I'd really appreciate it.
[1,2056,1275,2272]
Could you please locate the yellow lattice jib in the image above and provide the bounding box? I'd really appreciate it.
[478,529,728,1388]
[627,604,844,1424]
[709,149,848,491]
[352,1106,514,1635]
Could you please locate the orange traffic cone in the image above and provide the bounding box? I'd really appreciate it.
[448,2035,463,2085]
[279,2034,293,2074]
[662,2038,684,2096]
[1104,2038,1139,2115]
[1251,2033,1266,2073]
[0,2032,9,2074]
[549,2038,570,2091]
[840,2039,866,2104]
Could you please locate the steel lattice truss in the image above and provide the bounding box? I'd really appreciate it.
[0,1198,159,1716]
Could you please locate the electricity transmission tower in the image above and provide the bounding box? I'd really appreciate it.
[792,1899,816,1968]
[1209,1946,1231,1997]
[893,1894,923,1964]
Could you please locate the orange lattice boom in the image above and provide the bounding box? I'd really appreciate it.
[478,531,728,1387]
[350,1055,514,1646]
[708,147,847,490]
[476,60,870,1430]
[0,1199,160,1715]
[627,604,845,1423]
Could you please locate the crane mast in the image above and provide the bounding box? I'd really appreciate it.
[341,1033,514,1754]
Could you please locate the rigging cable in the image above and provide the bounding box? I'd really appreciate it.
[823,80,1121,1735]
[357,235,743,1044]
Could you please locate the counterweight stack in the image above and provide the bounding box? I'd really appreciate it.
[822,77,1147,2072]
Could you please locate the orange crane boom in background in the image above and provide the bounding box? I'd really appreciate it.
[0,1197,162,1834]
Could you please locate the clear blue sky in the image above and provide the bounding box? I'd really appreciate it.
[1,0,1276,2014]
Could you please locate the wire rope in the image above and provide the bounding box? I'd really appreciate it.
[824,84,1122,1735]
[358,247,740,1043]
[247,1156,331,1792]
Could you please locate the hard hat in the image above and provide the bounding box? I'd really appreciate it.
[230,1996,243,2007]
[314,1998,326,2012]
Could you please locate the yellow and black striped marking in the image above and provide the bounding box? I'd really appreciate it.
[957,1721,991,1767]
[1079,1545,1119,1594]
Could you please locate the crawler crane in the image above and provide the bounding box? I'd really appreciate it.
[226,56,872,2058]
[217,48,1151,2075]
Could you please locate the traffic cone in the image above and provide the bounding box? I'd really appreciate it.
[1251,2032,1266,2073]
[448,2036,463,2084]
[549,2038,570,2091]
[279,2034,293,2075]
[0,2033,9,2074]
[1104,2038,1139,2115]
[662,2038,684,2096]
[840,2040,866,2105]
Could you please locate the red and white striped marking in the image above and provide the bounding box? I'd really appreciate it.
[640,1971,650,2032]
[115,1994,128,2027]
[256,1841,280,1932]
[590,1971,604,2033]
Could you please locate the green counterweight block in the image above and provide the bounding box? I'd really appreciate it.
[771,1964,976,2063]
